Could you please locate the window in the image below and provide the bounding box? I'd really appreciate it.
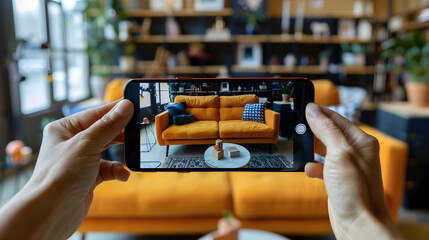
[11,0,90,114]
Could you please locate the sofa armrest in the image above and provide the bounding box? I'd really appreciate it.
[265,109,280,142]
[155,111,170,146]
[359,124,408,223]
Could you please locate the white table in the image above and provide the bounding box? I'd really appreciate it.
[199,228,290,240]
[204,143,250,168]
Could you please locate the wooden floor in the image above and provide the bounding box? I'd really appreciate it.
[1,162,428,240]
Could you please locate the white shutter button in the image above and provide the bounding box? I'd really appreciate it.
[295,124,307,135]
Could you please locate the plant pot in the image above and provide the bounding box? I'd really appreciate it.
[90,75,110,100]
[119,56,136,72]
[217,217,241,235]
[405,82,429,107]
[282,94,291,102]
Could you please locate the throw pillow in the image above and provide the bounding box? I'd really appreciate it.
[165,101,186,125]
[173,114,194,125]
[242,103,265,123]
[327,103,360,124]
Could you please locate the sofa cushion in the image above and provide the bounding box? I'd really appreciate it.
[220,95,259,121]
[165,102,186,125]
[242,103,266,123]
[229,172,328,219]
[173,114,194,125]
[174,95,219,121]
[87,172,232,218]
[162,120,219,140]
[219,120,274,139]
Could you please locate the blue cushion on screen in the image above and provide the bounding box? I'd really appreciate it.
[241,103,265,123]
[173,114,194,125]
[165,102,186,125]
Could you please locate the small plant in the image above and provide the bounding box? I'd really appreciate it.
[221,210,236,224]
[282,82,294,94]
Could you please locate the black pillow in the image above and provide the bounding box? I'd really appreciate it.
[165,101,186,125]
[173,114,194,125]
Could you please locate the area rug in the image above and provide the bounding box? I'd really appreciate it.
[160,155,293,169]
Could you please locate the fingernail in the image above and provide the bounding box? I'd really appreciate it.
[113,100,133,117]
[306,103,322,118]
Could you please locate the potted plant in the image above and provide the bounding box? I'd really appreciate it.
[381,30,429,107]
[282,82,294,102]
[119,43,136,72]
[212,211,241,240]
[83,0,126,99]
[341,43,366,66]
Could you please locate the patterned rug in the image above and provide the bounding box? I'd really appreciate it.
[160,155,293,169]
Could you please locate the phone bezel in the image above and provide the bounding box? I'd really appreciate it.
[124,77,314,172]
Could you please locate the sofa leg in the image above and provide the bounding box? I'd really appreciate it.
[81,233,86,240]
[166,145,169,157]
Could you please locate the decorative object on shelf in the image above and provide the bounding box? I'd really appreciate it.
[221,82,230,91]
[283,53,297,67]
[150,0,183,11]
[141,17,152,36]
[217,66,230,78]
[417,8,429,23]
[211,211,241,240]
[338,19,356,39]
[319,48,331,69]
[310,21,330,39]
[388,15,403,32]
[281,0,290,35]
[341,43,365,66]
[205,17,230,40]
[194,0,224,11]
[165,16,181,36]
[357,19,372,41]
[294,0,305,40]
[177,50,190,66]
[353,0,363,16]
[188,43,211,65]
[119,21,132,41]
[119,43,136,72]
[237,0,267,35]
[381,30,429,107]
[237,42,262,68]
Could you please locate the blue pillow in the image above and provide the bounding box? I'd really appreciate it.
[242,103,265,123]
[165,102,186,125]
[173,114,194,125]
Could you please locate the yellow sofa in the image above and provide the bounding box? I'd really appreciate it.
[78,80,408,236]
[156,95,280,156]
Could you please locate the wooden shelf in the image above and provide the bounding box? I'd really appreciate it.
[165,35,202,43]
[232,65,267,73]
[203,65,226,74]
[344,66,374,74]
[403,20,429,31]
[127,8,234,17]
[330,35,373,44]
[268,65,295,74]
[235,35,268,43]
[167,66,202,74]
[296,66,327,74]
[269,34,294,43]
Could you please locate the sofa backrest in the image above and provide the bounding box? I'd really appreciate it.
[219,95,259,121]
[174,95,220,121]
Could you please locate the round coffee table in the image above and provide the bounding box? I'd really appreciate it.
[199,228,290,240]
[204,143,250,168]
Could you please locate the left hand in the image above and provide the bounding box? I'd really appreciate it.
[28,100,134,238]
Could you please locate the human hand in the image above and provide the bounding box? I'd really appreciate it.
[0,100,134,240]
[304,103,403,239]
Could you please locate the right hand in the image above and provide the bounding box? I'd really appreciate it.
[304,103,403,239]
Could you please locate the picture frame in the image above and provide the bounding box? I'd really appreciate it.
[237,43,263,68]
[221,82,230,91]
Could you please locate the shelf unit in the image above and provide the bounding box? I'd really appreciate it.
[111,0,379,91]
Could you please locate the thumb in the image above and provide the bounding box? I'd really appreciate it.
[81,100,134,150]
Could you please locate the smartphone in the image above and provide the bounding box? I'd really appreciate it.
[124,77,314,172]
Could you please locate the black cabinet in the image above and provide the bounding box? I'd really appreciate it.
[377,102,429,209]
[273,101,293,139]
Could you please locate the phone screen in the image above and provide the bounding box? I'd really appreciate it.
[124,78,314,172]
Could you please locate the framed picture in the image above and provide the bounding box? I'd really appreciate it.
[150,0,183,11]
[221,82,229,91]
[194,0,224,11]
[338,19,356,39]
[237,43,263,68]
